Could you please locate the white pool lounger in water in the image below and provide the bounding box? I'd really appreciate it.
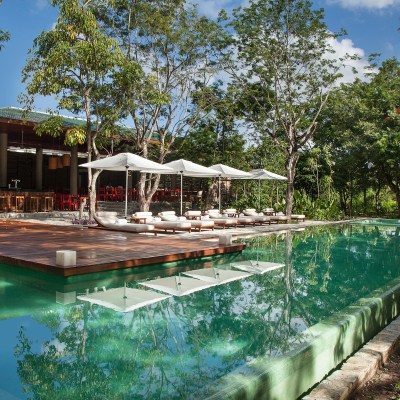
[183,267,252,284]
[140,276,217,297]
[230,260,285,274]
[77,287,171,312]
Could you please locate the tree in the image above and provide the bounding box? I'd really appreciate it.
[321,58,400,215]
[94,0,227,211]
[21,0,140,218]
[0,0,10,51]
[229,0,344,215]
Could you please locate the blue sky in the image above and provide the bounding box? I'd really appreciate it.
[0,0,399,113]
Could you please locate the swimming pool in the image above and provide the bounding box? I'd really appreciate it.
[1,222,400,399]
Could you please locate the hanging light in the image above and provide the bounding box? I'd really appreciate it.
[57,157,63,169]
[48,157,57,170]
[62,154,71,167]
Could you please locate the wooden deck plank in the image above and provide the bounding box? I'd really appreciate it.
[0,222,245,276]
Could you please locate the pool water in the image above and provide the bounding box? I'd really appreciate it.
[1,223,400,399]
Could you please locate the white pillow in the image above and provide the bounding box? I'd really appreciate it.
[116,219,128,225]
[161,215,178,221]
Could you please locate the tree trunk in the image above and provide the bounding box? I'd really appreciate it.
[138,172,161,212]
[285,151,299,216]
[136,140,163,212]
[363,187,367,214]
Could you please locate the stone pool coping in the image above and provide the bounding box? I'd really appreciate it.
[201,276,400,400]
[303,315,400,399]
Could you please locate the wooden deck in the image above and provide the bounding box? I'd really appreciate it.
[0,221,245,277]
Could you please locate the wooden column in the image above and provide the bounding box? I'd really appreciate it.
[35,147,43,190]
[70,146,78,195]
[0,133,7,188]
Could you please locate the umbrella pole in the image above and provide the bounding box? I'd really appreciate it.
[125,166,129,218]
[218,176,221,212]
[180,173,183,216]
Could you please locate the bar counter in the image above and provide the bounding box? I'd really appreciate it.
[0,191,54,212]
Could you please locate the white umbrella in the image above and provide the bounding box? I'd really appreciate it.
[242,168,287,210]
[163,159,219,215]
[80,152,173,217]
[209,164,252,212]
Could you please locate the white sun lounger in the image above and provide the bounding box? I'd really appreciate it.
[231,260,285,274]
[159,210,215,231]
[183,267,252,284]
[94,214,156,233]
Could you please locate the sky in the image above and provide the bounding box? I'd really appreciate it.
[0,0,399,114]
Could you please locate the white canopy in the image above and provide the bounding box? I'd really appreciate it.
[209,164,252,178]
[80,152,173,172]
[80,152,173,217]
[241,168,287,210]
[140,275,216,297]
[77,286,171,312]
[209,164,252,211]
[164,159,219,177]
[163,159,220,215]
[248,169,287,181]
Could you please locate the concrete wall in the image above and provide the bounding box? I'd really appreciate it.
[202,277,400,400]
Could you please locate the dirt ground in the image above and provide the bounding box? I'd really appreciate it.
[351,341,400,400]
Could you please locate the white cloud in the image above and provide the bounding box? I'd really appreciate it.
[329,0,399,9]
[327,37,374,83]
[197,0,232,18]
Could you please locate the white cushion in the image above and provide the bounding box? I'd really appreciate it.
[132,212,153,218]
[158,211,179,221]
[243,209,260,216]
[96,211,118,218]
[116,219,128,225]
[223,208,237,214]
[185,210,202,217]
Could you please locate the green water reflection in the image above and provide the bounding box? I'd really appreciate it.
[1,223,400,399]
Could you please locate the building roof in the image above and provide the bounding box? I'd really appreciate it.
[0,107,87,129]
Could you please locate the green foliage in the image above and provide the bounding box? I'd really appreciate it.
[33,116,64,138]
[0,1,10,51]
[317,57,400,216]
[228,0,345,214]
[293,190,344,220]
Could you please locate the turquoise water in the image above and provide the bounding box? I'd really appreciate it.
[1,223,400,399]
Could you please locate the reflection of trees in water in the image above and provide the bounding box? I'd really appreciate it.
[13,224,400,399]
[14,273,306,399]
[250,225,400,328]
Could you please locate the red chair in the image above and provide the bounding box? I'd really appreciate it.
[105,187,115,201]
[54,193,63,210]
[70,195,79,211]
[114,187,125,202]
[98,187,107,201]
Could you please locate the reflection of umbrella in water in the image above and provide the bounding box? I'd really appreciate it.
[77,283,171,312]
[208,164,252,212]
[183,267,252,284]
[231,260,284,274]
[230,236,285,274]
[140,275,216,297]
[80,152,173,218]
[163,159,219,216]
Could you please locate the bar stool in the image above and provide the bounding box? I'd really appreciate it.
[42,196,54,212]
[10,195,25,212]
[28,196,40,212]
